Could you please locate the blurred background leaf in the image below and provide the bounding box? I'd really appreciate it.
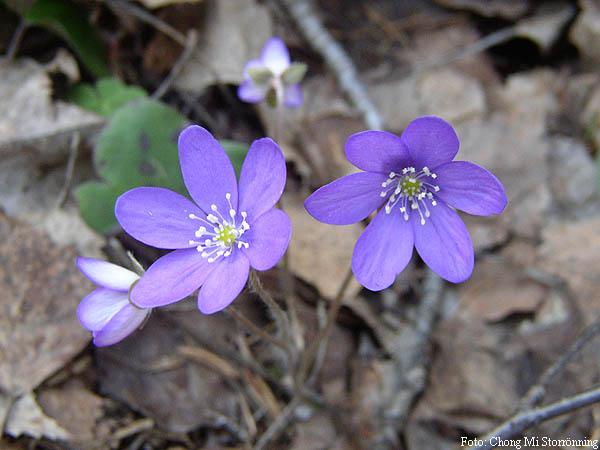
[24,0,109,77]
[69,78,147,116]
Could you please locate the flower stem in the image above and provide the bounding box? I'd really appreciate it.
[227,305,290,351]
[296,265,354,384]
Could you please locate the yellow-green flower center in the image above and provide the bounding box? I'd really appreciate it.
[216,225,237,247]
[400,177,422,197]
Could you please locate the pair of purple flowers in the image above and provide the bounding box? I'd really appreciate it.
[77,116,506,346]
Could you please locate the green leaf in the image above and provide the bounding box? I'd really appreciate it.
[69,77,147,117]
[247,66,272,85]
[77,98,251,234]
[25,0,109,77]
[221,140,249,176]
[75,181,122,235]
[282,63,307,85]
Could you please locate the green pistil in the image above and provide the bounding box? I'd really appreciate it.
[216,225,237,247]
[401,177,422,197]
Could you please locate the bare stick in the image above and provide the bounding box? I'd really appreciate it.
[4,18,27,62]
[252,395,301,450]
[469,385,600,450]
[280,0,383,130]
[518,315,600,412]
[104,0,187,46]
[227,305,289,352]
[55,133,80,208]
[297,266,353,384]
[152,30,198,99]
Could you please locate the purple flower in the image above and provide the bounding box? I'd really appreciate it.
[115,125,292,314]
[305,116,507,290]
[76,257,150,346]
[238,37,306,108]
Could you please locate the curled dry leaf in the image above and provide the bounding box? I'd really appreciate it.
[570,0,600,65]
[175,0,272,92]
[5,393,70,441]
[0,213,91,396]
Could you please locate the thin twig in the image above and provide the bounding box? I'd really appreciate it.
[280,0,383,130]
[55,133,80,208]
[104,0,187,46]
[469,385,600,450]
[227,305,289,352]
[252,395,301,450]
[152,30,198,99]
[297,266,353,384]
[518,315,600,412]
[5,18,27,62]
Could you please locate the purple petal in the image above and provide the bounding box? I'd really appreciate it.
[283,84,303,108]
[401,116,459,169]
[352,208,414,291]
[115,187,205,249]
[197,251,250,314]
[178,125,238,215]
[131,248,215,308]
[412,201,474,283]
[77,288,129,331]
[76,257,138,291]
[238,80,267,104]
[93,303,149,347]
[432,161,507,216]
[242,208,291,270]
[304,172,388,225]
[260,37,290,76]
[345,131,411,174]
[238,138,286,221]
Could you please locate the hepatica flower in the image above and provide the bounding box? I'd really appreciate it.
[76,257,150,346]
[115,125,291,314]
[238,36,306,108]
[305,116,507,290]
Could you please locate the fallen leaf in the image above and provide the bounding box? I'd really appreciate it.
[570,0,600,66]
[0,213,91,396]
[458,257,546,322]
[97,311,240,433]
[515,2,575,52]
[539,214,600,323]
[175,0,272,92]
[135,0,201,9]
[0,57,102,163]
[284,193,361,300]
[5,393,70,441]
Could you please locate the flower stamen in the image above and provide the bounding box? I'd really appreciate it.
[379,167,440,224]
[188,194,250,263]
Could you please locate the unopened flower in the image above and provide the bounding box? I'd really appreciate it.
[115,125,292,314]
[238,37,306,108]
[76,257,150,346]
[305,116,507,290]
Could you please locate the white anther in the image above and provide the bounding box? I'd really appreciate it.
[211,204,218,211]
[226,193,231,200]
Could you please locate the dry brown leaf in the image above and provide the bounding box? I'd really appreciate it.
[284,193,361,300]
[514,2,575,52]
[97,311,239,433]
[5,393,70,441]
[570,0,600,65]
[175,0,272,92]
[37,381,107,446]
[458,257,546,322]
[0,213,91,396]
[0,58,102,162]
[539,214,600,323]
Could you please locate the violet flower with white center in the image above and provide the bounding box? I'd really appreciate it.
[76,257,150,347]
[305,116,507,290]
[115,125,292,314]
[238,36,306,109]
